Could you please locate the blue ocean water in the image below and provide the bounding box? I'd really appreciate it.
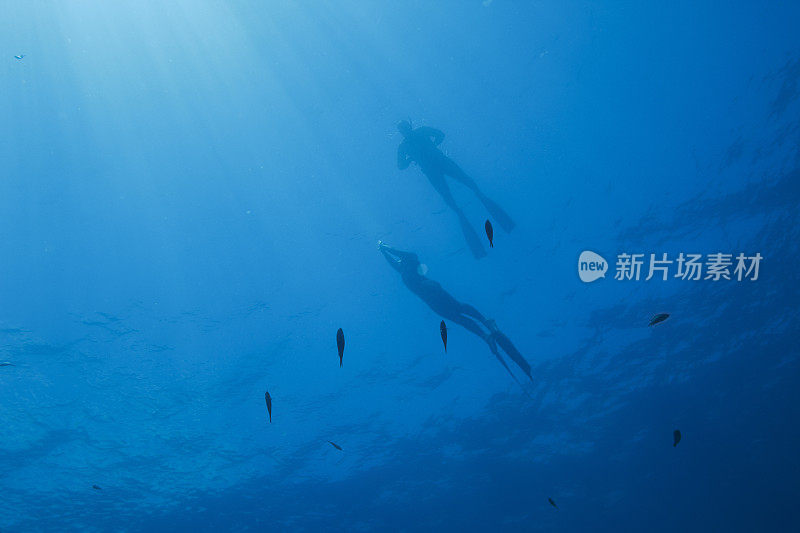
[1,1,799,531]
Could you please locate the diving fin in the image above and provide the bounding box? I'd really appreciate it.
[458,214,487,259]
[493,331,533,381]
[478,194,516,233]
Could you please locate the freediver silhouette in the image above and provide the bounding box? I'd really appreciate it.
[379,242,532,383]
[395,120,515,259]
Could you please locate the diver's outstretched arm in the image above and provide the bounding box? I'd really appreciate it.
[380,244,418,263]
[379,246,404,273]
[379,243,421,275]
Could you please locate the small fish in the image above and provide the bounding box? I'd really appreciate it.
[673,429,681,447]
[14,54,24,60]
[548,497,558,510]
[485,220,494,247]
[92,485,102,490]
[649,313,670,326]
[327,440,342,451]
[0,362,14,367]
[440,320,447,352]
[336,328,345,367]
[265,391,272,423]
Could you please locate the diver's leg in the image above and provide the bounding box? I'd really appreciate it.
[442,159,516,233]
[442,158,481,192]
[450,312,527,387]
[458,302,493,328]
[431,296,493,345]
[455,301,502,333]
[444,313,499,355]
[426,171,487,259]
[444,313,489,341]
[437,297,530,386]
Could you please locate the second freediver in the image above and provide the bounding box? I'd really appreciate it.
[379,242,532,382]
[396,121,515,259]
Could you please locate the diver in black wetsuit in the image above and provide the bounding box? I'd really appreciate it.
[396,121,516,259]
[379,241,532,382]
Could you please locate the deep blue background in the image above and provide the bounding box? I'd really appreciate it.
[1,1,799,531]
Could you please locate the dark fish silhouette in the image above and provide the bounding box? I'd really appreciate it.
[485,219,494,247]
[673,429,681,447]
[440,320,447,352]
[0,362,14,367]
[14,54,24,60]
[327,440,342,451]
[649,313,670,326]
[548,497,558,510]
[336,328,345,367]
[92,485,102,490]
[265,391,272,423]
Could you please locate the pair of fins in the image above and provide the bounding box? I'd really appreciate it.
[492,330,533,382]
[482,195,515,235]
[462,197,515,259]
[442,320,532,385]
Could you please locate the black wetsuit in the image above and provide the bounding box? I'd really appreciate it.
[380,244,532,380]
[397,126,516,259]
